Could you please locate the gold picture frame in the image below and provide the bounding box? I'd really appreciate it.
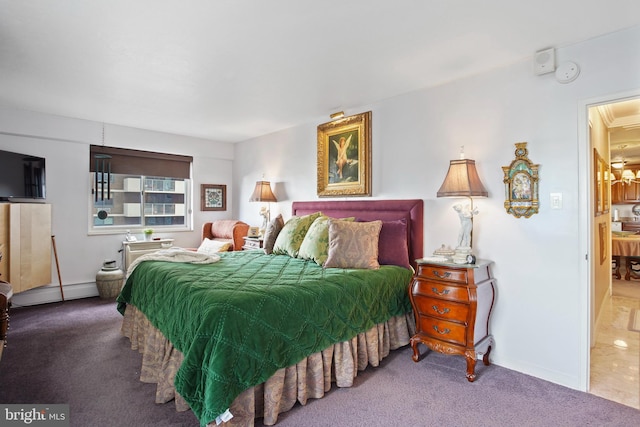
[201,184,226,211]
[317,111,372,197]
[502,142,540,218]
[593,148,610,216]
[599,222,607,265]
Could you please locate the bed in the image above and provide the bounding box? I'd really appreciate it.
[117,199,423,426]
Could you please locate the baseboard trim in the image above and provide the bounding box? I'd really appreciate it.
[10,282,99,307]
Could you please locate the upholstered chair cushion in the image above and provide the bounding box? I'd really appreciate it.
[201,220,249,251]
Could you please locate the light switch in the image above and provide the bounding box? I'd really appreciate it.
[550,193,562,209]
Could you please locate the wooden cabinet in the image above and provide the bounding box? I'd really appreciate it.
[612,181,640,203]
[611,181,622,204]
[0,203,52,294]
[624,182,640,202]
[611,165,640,204]
[409,259,495,382]
[622,221,640,233]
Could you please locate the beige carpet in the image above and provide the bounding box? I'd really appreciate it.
[612,279,640,299]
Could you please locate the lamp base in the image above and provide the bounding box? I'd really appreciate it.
[452,247,472,264]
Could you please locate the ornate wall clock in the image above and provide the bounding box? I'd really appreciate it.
[502,142,540,218]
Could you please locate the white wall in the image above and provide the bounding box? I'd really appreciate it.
[0,108,235,306]
[2,22,638,394]
[233,25,640,390]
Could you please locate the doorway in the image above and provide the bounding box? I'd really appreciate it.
[587,96,640,409]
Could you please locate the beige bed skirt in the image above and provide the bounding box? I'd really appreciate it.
[121,305,415,426]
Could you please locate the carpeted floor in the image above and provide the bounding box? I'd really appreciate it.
[2,297,640,427]
[0,298,199,427]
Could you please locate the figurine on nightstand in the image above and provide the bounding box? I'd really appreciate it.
[452,203,477,264]
[454,203,477,249]
[433,244,455,262]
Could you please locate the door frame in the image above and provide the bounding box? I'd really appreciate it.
[578,88,640,392]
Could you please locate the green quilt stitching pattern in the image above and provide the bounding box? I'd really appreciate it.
[117,251,412,426]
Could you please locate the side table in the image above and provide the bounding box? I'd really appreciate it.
[408,258,496,382]
[242,237,264,250]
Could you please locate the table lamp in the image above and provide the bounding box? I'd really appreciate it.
[437,149,488,264]
[249,180,277,235]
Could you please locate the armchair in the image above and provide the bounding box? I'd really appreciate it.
[201,220,250,251]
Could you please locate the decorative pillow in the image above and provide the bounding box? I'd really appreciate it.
[298,216,355,265]
[263,214,285,254]
[324,220,382,269]
[197,238,232,254]
[272,212,322,257]
[377,218,411,270]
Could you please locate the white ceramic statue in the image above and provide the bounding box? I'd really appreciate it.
[453,203,478,249]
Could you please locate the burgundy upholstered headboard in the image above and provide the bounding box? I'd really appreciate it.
[291,199,424,268]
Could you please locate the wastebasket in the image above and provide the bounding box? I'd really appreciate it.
[96,262,124,299]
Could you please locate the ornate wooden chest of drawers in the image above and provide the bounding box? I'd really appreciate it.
[408,259,496,381]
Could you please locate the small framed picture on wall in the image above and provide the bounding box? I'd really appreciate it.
[201,184,226,211]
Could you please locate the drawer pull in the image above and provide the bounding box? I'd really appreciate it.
[431,305,450,315]
[432,270,451,279]
[431,287,450,296]
[432,325,450,335]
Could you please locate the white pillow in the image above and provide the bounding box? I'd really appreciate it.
[197,238,232,254]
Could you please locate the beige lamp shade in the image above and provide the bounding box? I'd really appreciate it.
[436,159,488,198]
[622,169,636,181]
[249,181,277,202]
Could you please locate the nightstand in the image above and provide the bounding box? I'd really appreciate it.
[409,259,495,382]
[242,237,264,250]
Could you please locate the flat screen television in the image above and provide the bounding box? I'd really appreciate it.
[0,148,46,201]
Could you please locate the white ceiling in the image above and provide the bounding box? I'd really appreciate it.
[2,1,640,143]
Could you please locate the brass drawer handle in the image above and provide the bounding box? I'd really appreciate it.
[433,270,451,279]
[432,305,450,315]
[433,325,450,335]
[431,287,450,296]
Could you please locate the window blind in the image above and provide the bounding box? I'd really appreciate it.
[89,145,192,179]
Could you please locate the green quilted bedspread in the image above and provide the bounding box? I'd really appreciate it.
[116,250,412,426]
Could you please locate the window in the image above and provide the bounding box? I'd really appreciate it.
[89,145,193,234]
